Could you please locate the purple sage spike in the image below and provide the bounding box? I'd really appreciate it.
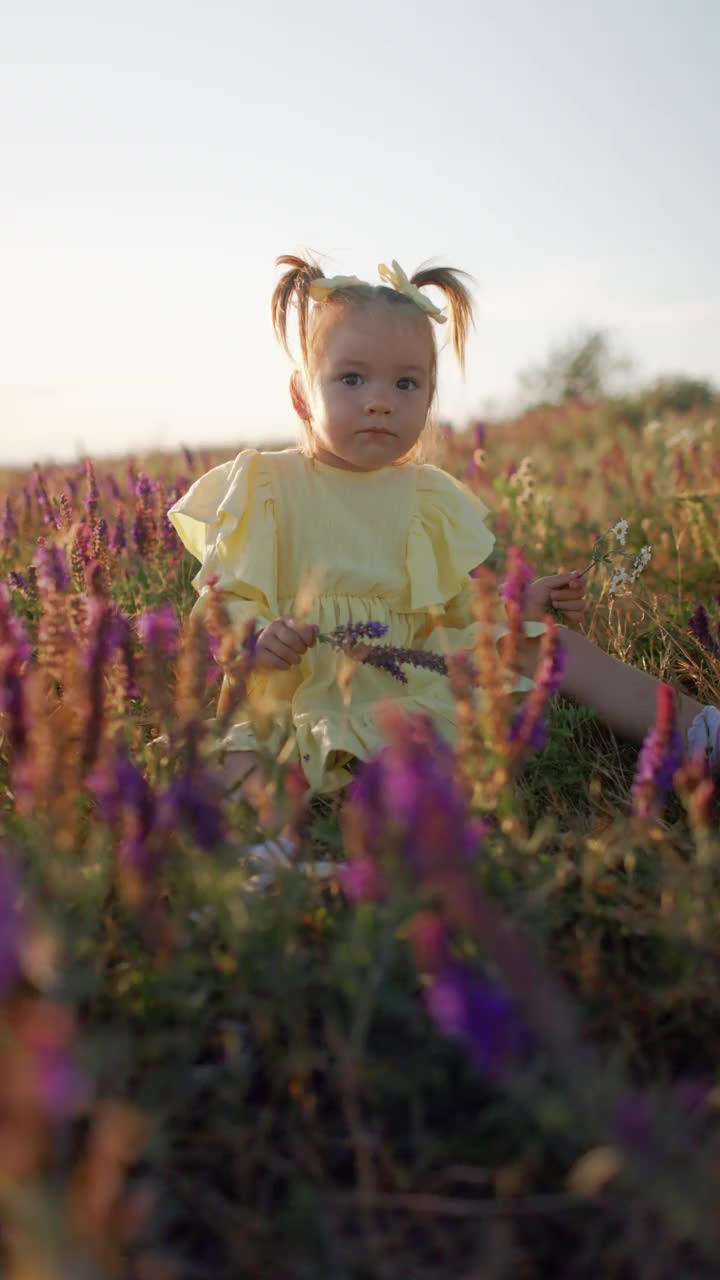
[0,854,24,995]
[508,618,566,762]
[425,960,531,1078]
[111,510,127,552]
[689,604,720,656]
[136,604,180,657]
[631,684,684,821]
[34,544,71,593]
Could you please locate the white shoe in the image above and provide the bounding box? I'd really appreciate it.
[245,835,298,870]
[687,706,720,772]
[240,837,345,891]
[241,836,297,890]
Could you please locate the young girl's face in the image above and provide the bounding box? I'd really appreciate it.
[301,303,434,472]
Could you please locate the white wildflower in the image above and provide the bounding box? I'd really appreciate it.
[643,419,663,437]
[630,545,652,582]
[666,428,696,448]
[609,567,630,594]
[512,456,536,509]
[611,519,629,546]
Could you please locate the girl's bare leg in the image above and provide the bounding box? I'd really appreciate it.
[521,628,705,744]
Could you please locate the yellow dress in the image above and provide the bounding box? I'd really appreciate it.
[168,448,543,795]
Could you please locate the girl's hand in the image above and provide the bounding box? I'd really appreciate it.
[525,572,586,627]
[255,617,319,670]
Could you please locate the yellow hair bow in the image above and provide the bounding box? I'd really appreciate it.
[377,259,447,324]
[307,261,447,324]
[308,274,362,300]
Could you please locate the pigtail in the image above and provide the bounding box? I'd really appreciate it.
[410,266,475,372]
[271,254,325,365]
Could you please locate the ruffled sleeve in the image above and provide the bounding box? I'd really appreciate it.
[168,449,279,624]
[407,465,495,626]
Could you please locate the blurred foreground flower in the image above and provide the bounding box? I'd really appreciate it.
[341,703,486,909]
[631,684,684,821]
[340,711,532,1078]
[342,707,582,1081]
[0,854,24,995]
[508,616,566,761]
[425,957,531,1078]
[0,582,31,758]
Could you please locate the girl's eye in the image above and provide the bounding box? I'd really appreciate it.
[397,377,419,391]
[341,373,362,386]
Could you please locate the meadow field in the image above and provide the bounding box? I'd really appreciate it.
[2,394,720,1278]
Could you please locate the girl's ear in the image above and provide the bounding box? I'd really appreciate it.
[289,371,310,420]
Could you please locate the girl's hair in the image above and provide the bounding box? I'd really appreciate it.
[271,253,475,464]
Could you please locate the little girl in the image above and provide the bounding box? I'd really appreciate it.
[169,253,719,838]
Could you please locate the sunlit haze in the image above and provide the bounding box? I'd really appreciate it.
[2,0,718,465]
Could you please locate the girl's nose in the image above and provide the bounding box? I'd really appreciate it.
[366,397,391,415]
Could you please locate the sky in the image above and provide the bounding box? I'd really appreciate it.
[2,0,718,465]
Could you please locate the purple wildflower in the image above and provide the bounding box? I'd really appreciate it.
[472,422,486,451]
[32,465,57,528]
[0,589,33,664]
[343,707,485,898]
[425,960,531,1078]
[135,471,153,504]
[508,618,566,760]
[325,621,389,646]
[0,855,24,995]
[161,767,226,850]
[75,524,91,563]
[339,856,385,903]
[182,445,195,468]
[500,546,534,618]
[615,1090,654,1154]
[105,474,121,501]
[84,458,100,526]
[92,515,109,559]
[88,747,160,875]
[18,1000,90,1119]
[0,584,31,757]
[320,621,447,684]
[689,604,720,656]
[131,510,149,555]
[631,684,684,821]
[160,512,178,554]
[361,644,448,684]
[81,596,125,771]
[1,497,18,546]
[111,610,140,700]
[136,604,180,657]
[37,1044,90,1117]
[34,544,71,593]
[111,510,127,552]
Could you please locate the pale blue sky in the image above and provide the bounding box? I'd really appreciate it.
[2,0,718,464]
